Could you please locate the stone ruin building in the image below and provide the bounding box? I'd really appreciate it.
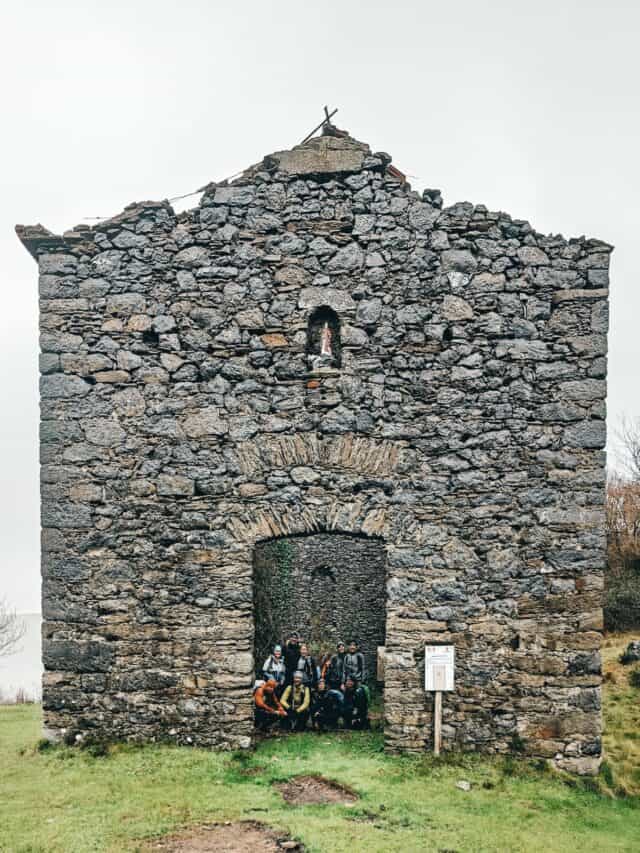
[17,125,611,773]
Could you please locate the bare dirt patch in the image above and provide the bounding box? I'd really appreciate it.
[275,774,359,806]
[148,820,303,852]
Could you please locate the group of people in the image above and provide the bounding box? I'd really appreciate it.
[254,633,370,733]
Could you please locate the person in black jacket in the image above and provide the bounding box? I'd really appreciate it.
[342,677,370,730]
[283,632,301,686]
[296,643,318,689]
[342,641,365,687]
[325,641,346,692]
[310,679,341,731]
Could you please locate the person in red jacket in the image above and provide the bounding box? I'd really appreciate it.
[254,679,287,731]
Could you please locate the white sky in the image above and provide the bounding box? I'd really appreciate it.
[2,0,638,612]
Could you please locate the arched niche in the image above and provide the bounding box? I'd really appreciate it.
[306,305,341,368]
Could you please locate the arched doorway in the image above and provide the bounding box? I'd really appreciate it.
[253,532,386,697]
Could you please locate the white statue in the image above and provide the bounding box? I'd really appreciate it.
[320,322,333,358]
[308,320,335,370]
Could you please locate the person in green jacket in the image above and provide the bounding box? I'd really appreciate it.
[281,670,310,731]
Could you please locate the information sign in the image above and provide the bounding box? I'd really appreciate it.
[424,645,455,692]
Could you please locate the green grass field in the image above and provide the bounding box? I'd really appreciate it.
[1,634,639,853]
[602,632,640,795]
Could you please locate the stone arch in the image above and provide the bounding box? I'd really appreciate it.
[198,427,439,750]
[227,501,390,548]
[234,434,404,479]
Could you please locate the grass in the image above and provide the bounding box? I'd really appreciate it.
[0,635,638,853]
[602,631,640,796]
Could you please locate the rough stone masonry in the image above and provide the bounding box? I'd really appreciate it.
[17,129,611,773]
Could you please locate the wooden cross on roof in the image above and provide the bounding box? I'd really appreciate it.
[300,106,339,144]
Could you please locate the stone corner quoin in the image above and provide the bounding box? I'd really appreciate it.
[17,129,612,775]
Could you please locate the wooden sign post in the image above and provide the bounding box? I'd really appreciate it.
[433,689,443,755]
[424,646,455,756]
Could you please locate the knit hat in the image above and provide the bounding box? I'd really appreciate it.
[274,644,282,653]
[293,670,304,679]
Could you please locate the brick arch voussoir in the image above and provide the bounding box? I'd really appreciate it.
[234,433,405,480]
[227,500,391,547]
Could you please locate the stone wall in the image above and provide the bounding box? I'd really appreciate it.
[253,533,386,677]
[18,129,612,771]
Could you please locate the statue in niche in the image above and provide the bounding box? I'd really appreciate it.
[307,307,340,370]
[320,322,333,358]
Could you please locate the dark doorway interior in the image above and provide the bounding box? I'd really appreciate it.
[253,533,386,682]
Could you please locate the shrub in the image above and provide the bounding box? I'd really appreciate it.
[605,472,640,631]
[604,571,640,632]
[82,737,110,758]
[509,732,526,754]
[629,668,640,689]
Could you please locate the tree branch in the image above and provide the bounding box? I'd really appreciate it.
[0,599,26,657]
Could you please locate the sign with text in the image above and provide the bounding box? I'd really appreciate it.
[424,645,455,692]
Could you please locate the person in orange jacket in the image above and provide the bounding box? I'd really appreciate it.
[254,678,287,731]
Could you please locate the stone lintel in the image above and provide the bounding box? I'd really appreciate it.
[266,135,370,176]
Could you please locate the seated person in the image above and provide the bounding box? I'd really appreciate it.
[262,644,286,692]
[254,678,287,731]
[342,676,370,730]
[310,678,341,731]
[280,670,311,731]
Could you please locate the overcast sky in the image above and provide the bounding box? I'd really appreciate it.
[2,0,638,613]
